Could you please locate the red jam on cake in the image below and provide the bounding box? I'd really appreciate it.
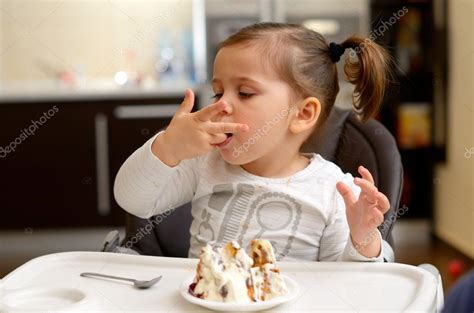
[188,239,289,303]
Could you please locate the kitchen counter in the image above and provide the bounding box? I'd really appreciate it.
[0,79,203,103]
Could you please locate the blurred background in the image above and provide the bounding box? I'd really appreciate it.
[0,0,472,294]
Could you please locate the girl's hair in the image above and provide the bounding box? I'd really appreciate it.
[217,22,391,125]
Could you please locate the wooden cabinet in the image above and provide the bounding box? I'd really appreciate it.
[0,94,197,229]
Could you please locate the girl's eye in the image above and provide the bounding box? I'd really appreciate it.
[239,92,253,98]
[211,92,253,99]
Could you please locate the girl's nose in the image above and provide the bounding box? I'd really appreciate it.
[215,99,233,115]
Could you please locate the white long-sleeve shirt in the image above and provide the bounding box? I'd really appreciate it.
[114,131,383,262]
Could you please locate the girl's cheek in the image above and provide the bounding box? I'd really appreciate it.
[235,116,255,135]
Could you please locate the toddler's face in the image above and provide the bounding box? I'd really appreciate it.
[211,44,296,165]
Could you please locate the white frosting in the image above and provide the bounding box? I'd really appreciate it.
[192,240,289,303]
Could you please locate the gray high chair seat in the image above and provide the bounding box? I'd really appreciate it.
[105,107,403,262]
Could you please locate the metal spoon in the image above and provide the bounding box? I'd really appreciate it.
[80,272,162,289]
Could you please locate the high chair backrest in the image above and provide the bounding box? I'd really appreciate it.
[121,107,403,258]
[301,107,403,247]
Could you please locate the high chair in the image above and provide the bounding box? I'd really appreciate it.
[103,106,444,311]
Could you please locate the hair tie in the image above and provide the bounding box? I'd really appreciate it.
[329,42,346,63]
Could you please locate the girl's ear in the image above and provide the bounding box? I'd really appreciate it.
[289,96,321,134]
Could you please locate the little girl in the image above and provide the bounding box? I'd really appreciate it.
[114,22,391,262]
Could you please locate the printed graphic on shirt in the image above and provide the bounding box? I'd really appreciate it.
[196,183,254,244]
[195,183,302,260]
[215,183,255,244]
[237,191,302,260]
[196,208,215,243]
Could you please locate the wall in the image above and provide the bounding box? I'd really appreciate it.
[0,0,191,83]
[434,0,474,259]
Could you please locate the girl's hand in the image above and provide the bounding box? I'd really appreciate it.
[336,166,390,257]
[152,89,249,166]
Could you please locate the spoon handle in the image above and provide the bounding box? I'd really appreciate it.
[80,272,136,283]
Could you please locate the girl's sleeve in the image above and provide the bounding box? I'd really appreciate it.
[113,130,199,219]
[318,173,384,262]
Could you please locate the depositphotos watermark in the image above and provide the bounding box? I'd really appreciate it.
[0,106,59,159]
[232,107,296,158]
[349,204,409,257]
[349,6,408,58]
[122,206,176,249]
[464,147,474,158]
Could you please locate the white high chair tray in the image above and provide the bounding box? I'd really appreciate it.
[0,251,437,312]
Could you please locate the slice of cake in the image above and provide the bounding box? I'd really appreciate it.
[249,239,288,301]
[189,239,289,303]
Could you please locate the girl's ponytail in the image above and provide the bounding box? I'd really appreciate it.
[338,36,392,122]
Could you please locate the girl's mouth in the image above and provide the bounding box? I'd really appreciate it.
[217,133,233,149]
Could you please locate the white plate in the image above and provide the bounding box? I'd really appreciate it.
[179,274,299,312]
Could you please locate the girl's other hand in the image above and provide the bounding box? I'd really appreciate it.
[336,165,390,258]
[151,88,249,166]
